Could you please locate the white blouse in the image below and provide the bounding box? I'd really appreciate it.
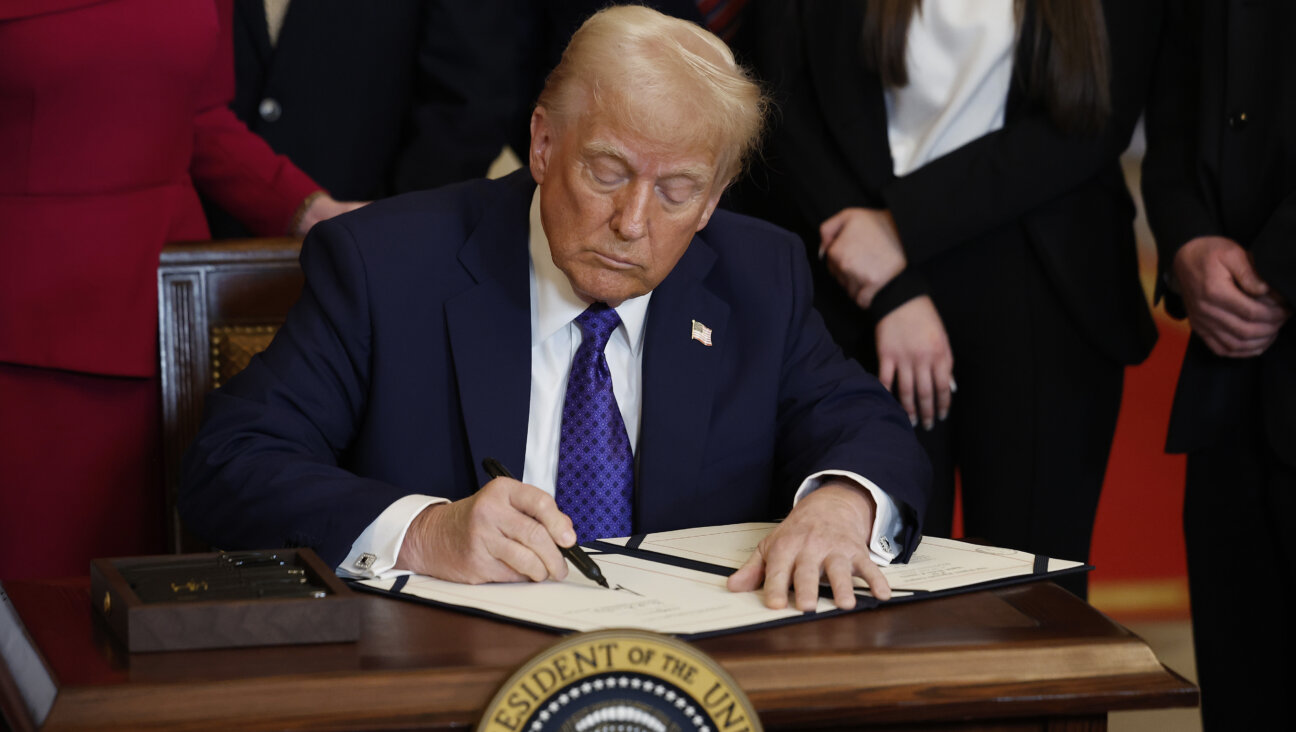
[884,0,1017,177]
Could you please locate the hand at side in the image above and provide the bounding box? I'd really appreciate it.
[875,295,954,430]
[294,194,368,237]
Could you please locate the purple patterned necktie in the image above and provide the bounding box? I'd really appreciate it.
[556,303,634,543]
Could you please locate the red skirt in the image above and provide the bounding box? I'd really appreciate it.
[0,362,164,580]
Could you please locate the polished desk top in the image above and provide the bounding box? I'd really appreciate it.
[1,578,1196,730]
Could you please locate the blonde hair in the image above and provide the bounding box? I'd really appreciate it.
[536,4,767,186]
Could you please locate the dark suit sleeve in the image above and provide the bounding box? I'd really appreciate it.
[190,0,321,235]
[1141,0,1296,308]
[180,218,408,567]
[1140,0,1220,316]
[881,1,1163,267]
[770,231,931,560]
[738,0,934,321]
[743,1,887,229]
[392,0,536,192]
[1251,191,1296,306]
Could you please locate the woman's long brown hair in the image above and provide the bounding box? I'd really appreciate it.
[861,0,1111,135]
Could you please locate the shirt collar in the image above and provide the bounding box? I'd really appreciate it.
[528,188,651,352]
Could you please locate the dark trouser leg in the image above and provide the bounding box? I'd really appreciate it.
[915,420,956,539]
[932,233,1122,599]
[1185,443,1296,730]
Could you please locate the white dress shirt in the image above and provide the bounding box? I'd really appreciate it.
[884,0,1016,176]
[339,190,906,579]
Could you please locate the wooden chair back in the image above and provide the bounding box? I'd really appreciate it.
[157,238,303,553]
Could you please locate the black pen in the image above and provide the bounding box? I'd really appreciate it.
[481,457,610,589]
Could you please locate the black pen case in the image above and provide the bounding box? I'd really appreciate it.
[90,548,358,652]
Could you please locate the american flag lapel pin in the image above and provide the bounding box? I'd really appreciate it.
[690,319,713,346]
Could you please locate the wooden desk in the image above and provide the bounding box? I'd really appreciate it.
[0,578,1196,731]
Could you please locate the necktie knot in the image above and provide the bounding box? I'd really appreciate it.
[574,303,621,354]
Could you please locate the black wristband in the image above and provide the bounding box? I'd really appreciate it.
[865,268,929,323]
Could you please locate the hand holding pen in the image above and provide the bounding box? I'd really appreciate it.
[388,456,583,583]
[390,457,596,586]
[482,458,610,589]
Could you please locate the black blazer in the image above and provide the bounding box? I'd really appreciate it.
[206,0,524,236]
[1141,0,1296,460]
[733,0,1161,367]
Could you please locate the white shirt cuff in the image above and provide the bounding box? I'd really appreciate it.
[337,494,449,579]
[793,470,905,565]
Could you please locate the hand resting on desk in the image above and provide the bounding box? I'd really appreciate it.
[391,475,890,612]
[728,479,892,611]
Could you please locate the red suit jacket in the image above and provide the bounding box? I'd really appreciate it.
[0,0,321,580]
[0,0,319,377]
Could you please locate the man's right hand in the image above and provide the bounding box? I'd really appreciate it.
[393,478,576,583]
[1172,236,1290,358]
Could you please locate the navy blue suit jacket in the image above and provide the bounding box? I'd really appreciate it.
[180,171,930,568]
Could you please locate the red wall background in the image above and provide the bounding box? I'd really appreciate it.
[1089,312,1190,619]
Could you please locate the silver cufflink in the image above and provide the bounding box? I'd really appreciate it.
[355,552,377,570]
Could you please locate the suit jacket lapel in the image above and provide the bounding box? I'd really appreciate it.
[1005,0,1036,118]
[802,0,895,197]
[445,174,534,484]
[636,235,729,532]
[445,172,733,512]
[801,0,1038,190]
[236,0,274,65]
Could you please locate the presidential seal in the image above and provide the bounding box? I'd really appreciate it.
[479,629,761,732]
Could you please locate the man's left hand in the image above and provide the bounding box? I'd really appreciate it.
[726,480,891,611]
